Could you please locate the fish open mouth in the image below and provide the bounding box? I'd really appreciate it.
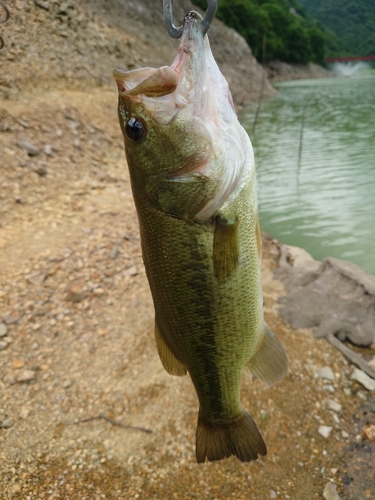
[114,10,254,221]
[114,12,208,116]
[114,66,178,98]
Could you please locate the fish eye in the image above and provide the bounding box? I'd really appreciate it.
[126,117,146,141]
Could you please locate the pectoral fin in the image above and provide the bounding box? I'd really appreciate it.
[246,324,288,386]
[155,321,187,376]
[213,216,239,280]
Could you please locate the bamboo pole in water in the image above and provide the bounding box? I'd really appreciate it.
[252,33,267,137]
[297,104,306,174]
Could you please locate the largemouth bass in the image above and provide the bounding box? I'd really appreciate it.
[114,11,288,463]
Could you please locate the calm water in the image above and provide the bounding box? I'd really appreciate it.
[240,75,375,275]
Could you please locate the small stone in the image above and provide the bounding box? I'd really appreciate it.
[123,265,138,277]
[3,313,20,325]
[35,0,50,11]
[110,247,119,260]
[368,356,375,370]
[343,388,351,396]
[317,367,335,381]
[93,287,104,297]
[17,141,40,156]
[17,118,29,128]
[357,390,367,401]
[332,413,340,424]
[65,282,86,303]
[362,425,375,441]
[341,430,349,438]
[260,409,269,420]
[323,481,342,500]
[20,407,30,419]
[44,144,54,156]
[13,359,25,369]
[26,270,47,286]
[269,490,277,499]
[0,323,8,337]
[3,336,13,344]
[0,341,8,351]
[319,425,333,438]
[351,368,375,391]
[16,370,36,383]
[324,384,335,393]
[330,468,338,475]
[324,399,342,412]
[1,419,14,429]
[32,163,47,176]
[120,231,131,241]
[63,379,72,388]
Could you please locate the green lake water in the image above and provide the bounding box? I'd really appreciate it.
[240,75,375,275]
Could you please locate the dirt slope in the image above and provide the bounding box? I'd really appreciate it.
[0,0,276,106]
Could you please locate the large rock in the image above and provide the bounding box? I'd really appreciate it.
[277,244,375,347]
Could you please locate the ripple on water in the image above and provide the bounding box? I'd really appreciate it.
[241,75,375,275]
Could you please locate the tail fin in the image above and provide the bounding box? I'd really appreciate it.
[196,409,267,463]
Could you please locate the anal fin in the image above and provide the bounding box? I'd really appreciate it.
[155,321,187,376]
[246,324,288,386]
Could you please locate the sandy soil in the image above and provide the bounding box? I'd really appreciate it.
[1,1,374,499]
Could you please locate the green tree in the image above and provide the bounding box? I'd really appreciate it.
[307,26,325,64]
[287,23,311,63]
[193,0,328,64]
[300,0,375,57]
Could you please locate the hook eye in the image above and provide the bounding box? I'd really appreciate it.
[163,0,218,39]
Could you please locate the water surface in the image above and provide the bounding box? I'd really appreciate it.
[240,75,375,275]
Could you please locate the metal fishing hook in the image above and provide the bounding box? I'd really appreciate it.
[163,0,218,39]
[0,1,10,51]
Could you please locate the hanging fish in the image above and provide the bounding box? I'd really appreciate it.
[114,7,288,463]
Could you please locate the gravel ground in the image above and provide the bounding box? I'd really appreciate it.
[1,1,375,499]
[1,89,374,500]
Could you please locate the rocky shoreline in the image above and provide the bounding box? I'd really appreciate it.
[266,60,332,84]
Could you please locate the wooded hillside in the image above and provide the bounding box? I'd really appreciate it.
[193,0,331,64]
[300,0,375,56]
